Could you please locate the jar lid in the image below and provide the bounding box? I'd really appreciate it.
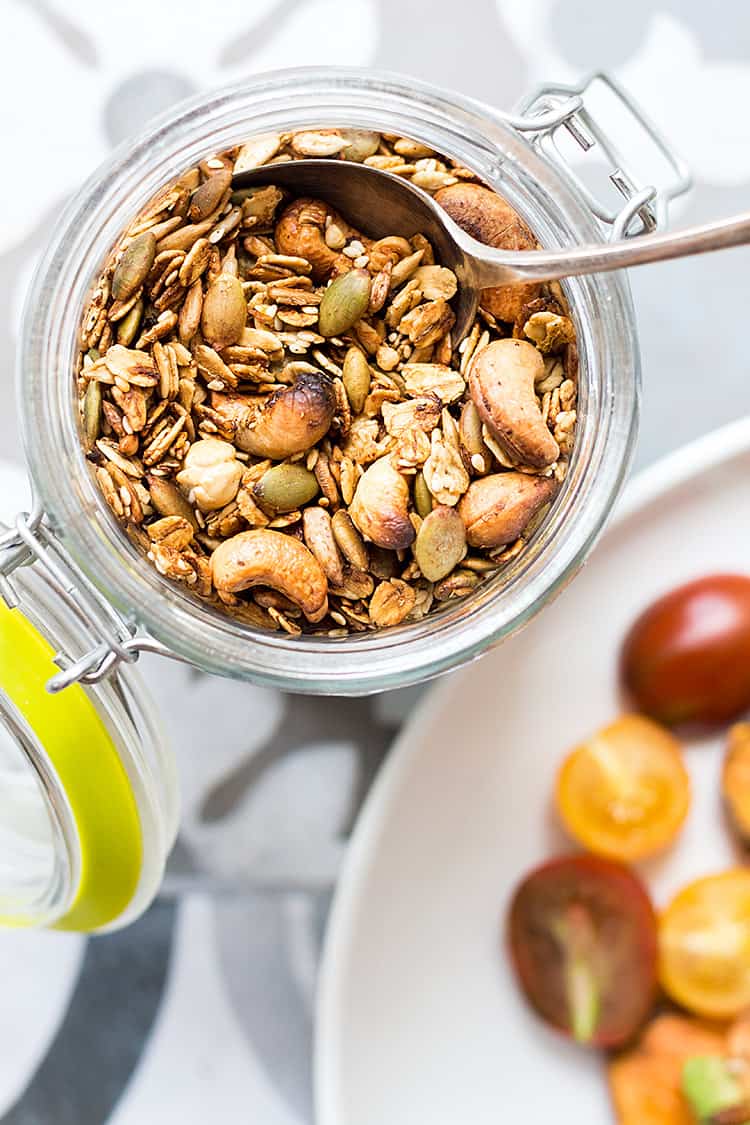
[0,471,178,932]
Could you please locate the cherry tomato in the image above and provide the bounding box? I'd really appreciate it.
[555,714,690,861]
[621,574,750,729]
[507,855,658,1047]
[659,870,750,1020]
[608,1013,730,1125]
[722,723,750,844]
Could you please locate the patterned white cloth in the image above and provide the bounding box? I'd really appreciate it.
[0,2,748,1121]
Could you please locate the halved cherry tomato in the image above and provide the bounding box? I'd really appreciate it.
[621,574,750,729]
[555,714,690,861]
[507,855,658,1047]
[722,723,750,844]
[608,1013,730,1125]
[659,870,750,1019]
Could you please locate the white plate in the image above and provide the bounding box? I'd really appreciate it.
[316,418,750,1125]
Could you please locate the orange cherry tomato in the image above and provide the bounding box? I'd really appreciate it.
[508,855,658,1047]
[555,715,690,862]
[621,574,750,729]
[722,723,750,845]
[659,870,750,1020]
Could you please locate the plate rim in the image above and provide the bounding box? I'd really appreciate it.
[314,415,750,1125]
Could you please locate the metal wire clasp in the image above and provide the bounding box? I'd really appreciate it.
[511,72,691,239]
[0,502,176,693]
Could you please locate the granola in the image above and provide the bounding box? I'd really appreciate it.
[76,129,578,635]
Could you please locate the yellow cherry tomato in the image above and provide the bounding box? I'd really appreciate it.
[555,714,690,861]
[659,870,750,1020]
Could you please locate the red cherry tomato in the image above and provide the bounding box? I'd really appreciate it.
[507,855,658,1048]
[621,574,750,729]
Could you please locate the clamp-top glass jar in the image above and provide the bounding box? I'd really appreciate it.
[17,67,689,697]
[1,67,694,931]
[0,66,691,930]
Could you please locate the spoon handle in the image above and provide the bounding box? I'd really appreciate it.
[470,211,750,286]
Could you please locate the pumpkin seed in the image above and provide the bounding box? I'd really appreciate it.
[147,474,199,529]
[254,464,320,512]
[414,505,466,582]
[201,273,247,349]
[414,470,433,518]
[318,269,371,337]
[111,232,156,301]
[342,346,371,413]
[116,298,143,346]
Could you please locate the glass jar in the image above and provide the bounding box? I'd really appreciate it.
[18,69,674,697]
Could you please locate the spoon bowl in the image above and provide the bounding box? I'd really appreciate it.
[234,159,480,340]
[234,159,750,344]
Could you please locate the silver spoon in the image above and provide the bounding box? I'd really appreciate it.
[234,159,750,341]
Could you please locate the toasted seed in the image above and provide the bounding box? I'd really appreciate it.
[188,169,231,222]
[390,249,424,288]
[233,133,282,172]
[179,278,203,344]
[103,344,156,383]
[111,232,156,301]
[147,474,198,528]
[179,237,212,287]
[342,346,371,413]
[82,380,102,448]
[369,545,399,579]
[331,509,369,570]
[331,566,375,601]
[147,514,195,549]
[157,219,213,254]
[201,273,247,349]
[318,270,371,337]
[413,264,457,301]
[433,569,480,601]
[95,438,144,477]
[253,463,320,512]
[414,505,467,582]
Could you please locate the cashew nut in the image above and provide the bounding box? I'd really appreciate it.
[458,472,559,548]
[175,438,242,512]
[275,198,362,281]
[211,371,336,459]
[469,338,559,470]
[211,529,329,622]
[434,182,542,322]
[349,455,415,551]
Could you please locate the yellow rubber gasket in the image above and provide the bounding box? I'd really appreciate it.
[0,600,142,931]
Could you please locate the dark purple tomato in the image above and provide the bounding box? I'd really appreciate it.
[507,855,658,1048]
[621,574,750,729]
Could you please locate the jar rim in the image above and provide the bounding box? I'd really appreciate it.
[18,66,640,694]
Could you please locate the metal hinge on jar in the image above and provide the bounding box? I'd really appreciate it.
[509,72,691,239]
[0,500,177,693]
